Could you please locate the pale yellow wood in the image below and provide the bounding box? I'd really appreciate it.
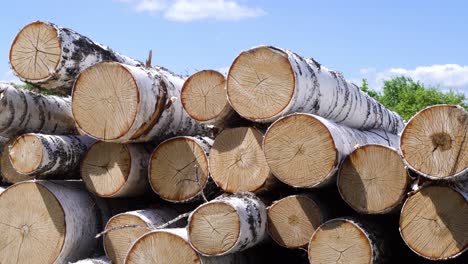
[338,145,409,214]
[264,114,337,187]
[104,214,149,264]
[400,186,468,260]
[81,142,131,197]
[181,70,229,122]
[9,21,61,81]
[9,134,43,174]
[308,220,372,264]
[210,127,271,193]
[72,62,139,140]
[0,182,65,264]
[126,231,201,264]
[401,105,468,178]
[149,137,209,202]
[1,140,30,183]
[268,195,323,248]
[188,202,240,255]
[227,47,295,120]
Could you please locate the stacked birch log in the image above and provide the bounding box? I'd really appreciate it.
[0,21,465,264]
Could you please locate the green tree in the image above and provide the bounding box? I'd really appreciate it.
[12,83,60,96]
[359,79,379,99]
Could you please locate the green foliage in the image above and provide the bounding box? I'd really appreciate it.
[359,79,379,99]
[12,83,61,96]
[359,76,467,121]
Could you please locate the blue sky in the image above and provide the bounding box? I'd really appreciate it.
[1,0,468,94]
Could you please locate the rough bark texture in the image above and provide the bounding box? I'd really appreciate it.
[308,217,387,264]
[0,83,76,138]
[81,142,152,198]
[227,46,404,134]
[9,133,95,178]
[188,192,267,256]
[400,104,468,182]
[72,62,210,142]
[104,208,185,264]
[263,113,399,188]
[149,136,215,203]
[9,21,142,95]
[0,180,110,264]
[337,144,410,214]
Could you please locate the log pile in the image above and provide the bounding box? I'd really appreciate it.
[0,21,465,264]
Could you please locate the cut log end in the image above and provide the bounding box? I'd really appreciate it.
[338,145,409,214]
[308,219,372,264]
[400,105,468,179]
[72,62,139,140]
[399,185,468,260]
[149,137,209,202]
[126,230,202,264]
[210,127,270,193]
[9,21,61,81]
[181,70,230,123]
[104,214,149,264]
[81,142,131,197]
[9,134,44,174]
[1,140,30,183]
[267,195,323,248]
[264,114,337,187]
[188,202,240,255]
[0,182,65,264]
[227,46,295,122]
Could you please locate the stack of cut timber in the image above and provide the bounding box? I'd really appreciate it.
[0,20,465,264]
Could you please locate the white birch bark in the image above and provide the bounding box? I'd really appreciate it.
[10,21,141,95]
[72,63,210,142]
[69,256,111,264]
[0,83,76,137]
[9,133,95,178]
[228,46,405,134]
[188,192,267,256]
[264,113,399,188]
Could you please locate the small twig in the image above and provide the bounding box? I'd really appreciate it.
[95,224,151,238]
[145,49,152,68]
[154,212,192,229]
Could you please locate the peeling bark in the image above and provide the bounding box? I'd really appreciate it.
[0,83,76,138]
[9,133,95,178]
[227,46,404,134]
[9,21,142,95]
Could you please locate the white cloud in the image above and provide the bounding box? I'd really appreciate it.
[217,66,230,75]
[359,67,375,74]
[355,64,468,94]
[119,0,266,21]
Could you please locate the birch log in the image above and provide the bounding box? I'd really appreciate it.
[263,113,399,188]
[188,192,267,256]
[308,218,387,264]
[9,21,141,95]
[81,141,151,197]
[104,208,184,264]
[181,70,239,126]
[227,46,404,133]
[400,105,468,181]
[126,228,249,264]
[399,185,467,260]
[0,83,76,137]
[337,144,410,214]
[149,136,213,202]
[1,138,30,183]
[267,194,327,249]
[0,180,109,264]
[72,62,209,142]
[8,133,95,178]
[210,127,276,193]
[0,186,6,193]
